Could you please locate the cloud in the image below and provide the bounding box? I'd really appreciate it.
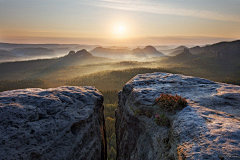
[80,0,240,22]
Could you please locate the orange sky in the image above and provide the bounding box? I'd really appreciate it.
[0,0,239,45]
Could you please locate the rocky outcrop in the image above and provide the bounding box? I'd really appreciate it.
[131,48,147,58]
[166,48,199,64]
[90,46,165,59]
[116,73,240,160]
[0,86,106,160]
[68,50,76,56]
[66,49,93,58]
[142,46,165,57]
[75,49,93,57]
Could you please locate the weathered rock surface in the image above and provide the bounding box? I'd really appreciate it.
[116,72,240,160]
[0,86,106,160]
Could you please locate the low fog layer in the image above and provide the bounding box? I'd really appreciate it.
[0,40,239,89]
[0,43,99,62]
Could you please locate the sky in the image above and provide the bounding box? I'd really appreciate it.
[0,0,240,46]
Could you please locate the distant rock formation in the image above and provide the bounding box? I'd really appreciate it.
[159,46,187,56]
[189,46,204,55]
[131,48,147,58]
[66,49,93,58]
[67,50,76,56]
[90,46,165,58]
[168,49,184,56]
[75,49,92,57]
[91,46,104,53]
[90,47,131,58]
[0,86,106,160]
[116,72,240,159]
[189,40,240,58]
[168,46,188,56]
[162,40,240,57]
[182,48,191,55]
[142,45,165,57]
[166,48,197,63]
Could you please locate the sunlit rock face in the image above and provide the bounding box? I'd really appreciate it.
[0,86,106,160]
[116,72,240,160]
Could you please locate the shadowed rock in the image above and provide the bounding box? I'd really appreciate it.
[67,50,76,55]
[66,49,93,58]
[116,72,240,160]
[75,49,93,57]
[0,86,107,160]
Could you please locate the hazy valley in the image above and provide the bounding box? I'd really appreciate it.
[1,40,239,91]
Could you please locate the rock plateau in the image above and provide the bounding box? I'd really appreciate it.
[0,86,106,160]
[116,72,240,160]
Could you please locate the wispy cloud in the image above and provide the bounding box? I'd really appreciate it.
[80,0,240,22]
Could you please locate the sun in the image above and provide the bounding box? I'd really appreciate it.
[118,26,125,33]
[113,23,127,37]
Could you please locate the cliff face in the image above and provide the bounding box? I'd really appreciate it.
[0,86,106,160]
[116,73,240,160]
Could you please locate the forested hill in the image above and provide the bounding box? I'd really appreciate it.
[0,49,111,77]
[161,40,240,57]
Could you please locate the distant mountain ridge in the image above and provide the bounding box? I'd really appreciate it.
[0,50,16,57]
[11,47,55,56]
[160,40,240,78]
[90,45,165,58]
[65,49,92,58]
[165,48,199,63]
[91,47,131,58]
[0,40,239,63]
[0,43,99,62]
[0,49,111,75]
[161,40,240,58]
[0,42,96,50]
[199,40,240,58]
[159,46,187,56]
[0,50,21,62]
[132,48,147,58]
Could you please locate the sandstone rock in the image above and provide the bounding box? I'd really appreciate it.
[116,73,240,160]
[0,86,106,160]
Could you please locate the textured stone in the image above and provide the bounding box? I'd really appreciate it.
[0,86,106,160]
[116,72,240,160]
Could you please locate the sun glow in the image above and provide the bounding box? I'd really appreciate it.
[113,23,128,38]
[118,26,125,33]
